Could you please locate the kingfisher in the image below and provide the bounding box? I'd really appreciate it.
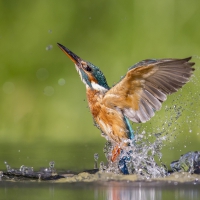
[57,43,195,162]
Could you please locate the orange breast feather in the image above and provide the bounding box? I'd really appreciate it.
[87,89,129,144]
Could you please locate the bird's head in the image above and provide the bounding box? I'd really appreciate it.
[57,43,109,92]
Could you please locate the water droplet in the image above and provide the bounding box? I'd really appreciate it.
[99,161,105,171]
[49,161,55,169]
[0,171,3,179]
[94,153,99,161]
[94,153,99,169]
[19,165,25,172]
[5,163,12,172]
[58,78,65,86]
[38,173,41,180]
[46,45,53,51]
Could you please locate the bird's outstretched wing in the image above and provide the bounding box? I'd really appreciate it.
[103,57,195,123]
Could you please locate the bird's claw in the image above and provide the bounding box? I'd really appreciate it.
[111,146,121,162]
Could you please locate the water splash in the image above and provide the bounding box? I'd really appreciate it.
[3,161,58,180]
[49,161,56,173]
[19,165,34,175]
[0,171,3,181]
[102,134,167,178]
[4,161,13,173]
[94,153,99,169]
[170,151,200,173]
[100,87,198,178]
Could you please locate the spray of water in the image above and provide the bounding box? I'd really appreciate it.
[101,134,168,178]
[98,61,200,178]
[3,161,56,180]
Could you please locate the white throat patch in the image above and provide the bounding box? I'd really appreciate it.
[91,81,108,93]
[75,65,87,85]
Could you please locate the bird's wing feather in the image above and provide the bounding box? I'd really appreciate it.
[103,57,195,123]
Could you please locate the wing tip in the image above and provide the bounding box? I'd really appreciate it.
[184,56,195,70]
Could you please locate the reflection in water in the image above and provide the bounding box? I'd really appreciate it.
[96,182,200,200]
[0,181,200,200]
[103,186,161,200]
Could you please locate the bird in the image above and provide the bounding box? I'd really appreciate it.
[57,43,195,162]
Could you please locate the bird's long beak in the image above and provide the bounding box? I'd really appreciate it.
[57,43,81,65]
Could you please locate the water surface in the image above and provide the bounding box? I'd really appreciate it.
[0,180,200,200]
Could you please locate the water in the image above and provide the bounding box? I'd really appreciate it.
[1,133,199,200]
[101,139,167,178]
[1,153,200,199]
[0,180,200,200]
[170,151,200,173]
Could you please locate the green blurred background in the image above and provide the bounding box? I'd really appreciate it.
[0,0,200,172]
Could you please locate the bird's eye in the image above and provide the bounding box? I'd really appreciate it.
[81,61,92,72]
[85,65,92,72]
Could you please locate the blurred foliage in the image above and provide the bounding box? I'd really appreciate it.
[0,0,200,170]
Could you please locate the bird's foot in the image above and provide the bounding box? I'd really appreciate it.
[111,146,121,162]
